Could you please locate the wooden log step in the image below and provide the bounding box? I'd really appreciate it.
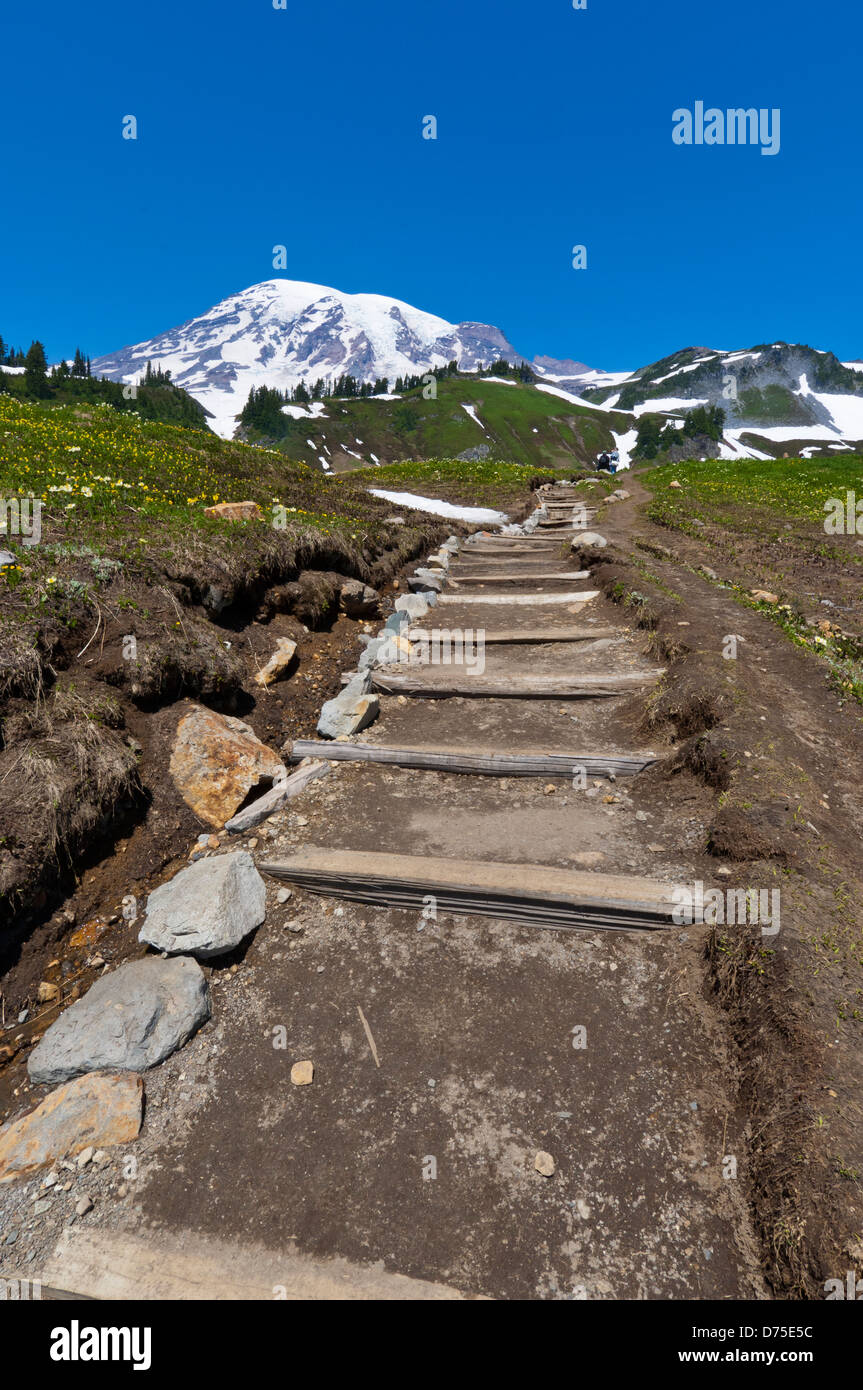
[287,739,657,778]
[368,668,664,698]
[449,571,589,584]
[436,590,599,606]
[41,1228,470,1302]
[465,541,563,552]
[260,849,677,932]
[458,549,564,559]
[409,625,618,644]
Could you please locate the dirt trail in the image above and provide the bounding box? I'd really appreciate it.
[2,483,775,1301]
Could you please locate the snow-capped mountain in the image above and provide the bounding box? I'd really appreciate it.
[577,343,863,457]
[92,279,534,439]
[92,281,863,460]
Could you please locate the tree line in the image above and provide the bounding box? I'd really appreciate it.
[634,403,726,459]
[0,337,208,429]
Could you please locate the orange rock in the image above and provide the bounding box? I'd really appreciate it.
[0,1073,143,1182]
[169,704,286,829]
[203,501,264,522]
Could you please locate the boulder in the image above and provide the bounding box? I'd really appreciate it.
[358,638,386,671]
[340,579,381,619]
[382,610,410,636]
[0,1073,143,1183]
[395,595,431,621]
[203,501,264,522]
[253,638,298,687]
[139,851,266,958]
[408,572,443,594]
[318,674,380,739]
[28,957,211,1085]
[571,532,608,550]
[170,704,287,828]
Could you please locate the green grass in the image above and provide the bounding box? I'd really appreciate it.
[0,395,457,649]
[0,393,387,540]
[346,456,558,508]
[645,453,863,534]
[242,376,630,471]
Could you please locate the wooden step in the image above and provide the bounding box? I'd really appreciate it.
[408,625,619,644]
[464,542,563,553]
[287,740,657,778]
[41,1228,473,1301]
[435,590,599,606]
[448,571,590,585]
[260,849,678,932]
[368,668,664,698]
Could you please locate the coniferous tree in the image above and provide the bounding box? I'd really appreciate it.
[24,340,48,396]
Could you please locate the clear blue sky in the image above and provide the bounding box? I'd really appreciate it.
[3,0,860,371]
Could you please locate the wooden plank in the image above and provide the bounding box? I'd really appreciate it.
[449,571,590,584]
[436,590,599,606]
[287,739,657,777]
[409,625,619,644]
[457,549,565,559]
[260,848,677,932]
[41,1228,473,1301]
[463,542,563,553]
[368,668,664,698]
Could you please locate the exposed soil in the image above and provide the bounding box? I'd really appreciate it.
[1,475,862,1300]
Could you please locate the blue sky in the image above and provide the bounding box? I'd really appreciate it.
[2,0,860,371]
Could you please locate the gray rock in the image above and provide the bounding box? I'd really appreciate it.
[382,611,409,636]
[318,673,380,738]
[571,531,608,549]
[358,638,386,671]
[340,579,380,619]
[0,550,16,567]
[408,572,443,594]
[139,851,266,957]
[28,958,211,1084]
[395,595,431,621]
[443,537,460,553]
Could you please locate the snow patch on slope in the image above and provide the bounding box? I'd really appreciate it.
[368,489,508,524]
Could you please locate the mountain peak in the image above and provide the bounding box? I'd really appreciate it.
[92,280,534,437]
